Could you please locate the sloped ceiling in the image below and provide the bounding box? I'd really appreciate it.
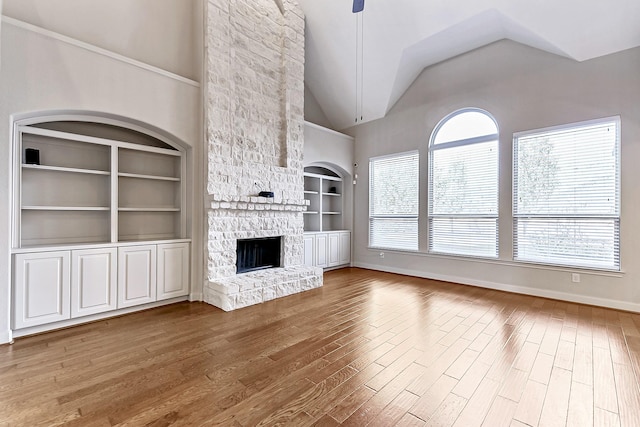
[298,0,640,130]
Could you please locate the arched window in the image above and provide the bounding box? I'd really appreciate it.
[428,109,499,257]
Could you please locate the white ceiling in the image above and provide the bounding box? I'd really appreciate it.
[298,0,640,130]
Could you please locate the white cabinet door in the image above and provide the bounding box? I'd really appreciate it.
[328,232,340,267]
[118,245,157,308]
[303,234,315,267]
[339,232,351,265]
[315,233,328,268]
[157,243,189,301]
[71,248,117,318]
[14,251,71,329]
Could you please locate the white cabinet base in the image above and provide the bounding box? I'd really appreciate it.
[157,243,190,300]
[71,248,117,317]
[118,245,157,308]
[13,251,71,329]
[304,231,351,269]
[12,240,190,336]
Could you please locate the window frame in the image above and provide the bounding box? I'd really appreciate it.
[512,116,621,271]
[368,150,419,251]
[427,107,500,258]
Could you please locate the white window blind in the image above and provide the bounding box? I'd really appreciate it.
[428,109,499,258]
[513,117,620,270]
[369,151,419,250]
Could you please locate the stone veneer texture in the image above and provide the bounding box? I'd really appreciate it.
[204,0,321,311]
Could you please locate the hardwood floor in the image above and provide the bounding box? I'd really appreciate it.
[2,267,640,426]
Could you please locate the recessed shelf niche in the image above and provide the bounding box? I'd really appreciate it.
[303,166,344,232]
[14,121,186,248]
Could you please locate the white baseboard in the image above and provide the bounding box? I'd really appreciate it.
[0,330,13,345]
[354,262,640,314]
[12,297,189,339]
[189,293,203,302]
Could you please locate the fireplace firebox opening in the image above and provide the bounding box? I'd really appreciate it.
[236,236,282,274]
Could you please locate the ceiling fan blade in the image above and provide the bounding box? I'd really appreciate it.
[352,0,364,13]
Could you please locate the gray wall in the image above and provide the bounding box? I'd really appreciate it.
[2,0,200,80]
[351,40,640,311]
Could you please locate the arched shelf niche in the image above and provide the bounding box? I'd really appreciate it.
[11,110,190,248]
[303,162,349,233]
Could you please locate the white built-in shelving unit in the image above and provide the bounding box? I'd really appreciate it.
[303,166,350,269]
[15,125,186,247]
[303,166,344,232]
[11,119,190,336]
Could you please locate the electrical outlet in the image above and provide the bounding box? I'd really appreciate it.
[379,252,385,259]
[571,273,581,283]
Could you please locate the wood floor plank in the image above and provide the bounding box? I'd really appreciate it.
[538,367,572,427]
[409,374,458,421]
[593,345,620,414]
[573,332,594,386]
[567,381,594,427]
[594,408,621,427]
[497,368,528,402]
[612,362,640,427]
[529,352,554,385]
[1,268,640,426]
[513,379,547,426]
[452,377,501,427]
[481,396,518,427]
[424,393,468,427]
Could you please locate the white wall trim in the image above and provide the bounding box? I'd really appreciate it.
[1,15,201,88]
[0,330,12,345]
[304,121,355,140]
[189,292,203,302]
[354,262,640,314]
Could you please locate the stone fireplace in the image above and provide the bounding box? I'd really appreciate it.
[203,0,322,311]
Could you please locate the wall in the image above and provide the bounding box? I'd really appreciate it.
[2,0,200,81]
[351,40,640,312]
[0,8,202,343]
[0,0,4,344]
[304,86,332,129]
[304,121,355,233]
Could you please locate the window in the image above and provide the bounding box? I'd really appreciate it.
[369,151,419,250]
[513,117,620,270]
[428,109,499,257]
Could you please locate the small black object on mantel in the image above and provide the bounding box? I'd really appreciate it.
[25,148,40,165]
[259,191,274,198]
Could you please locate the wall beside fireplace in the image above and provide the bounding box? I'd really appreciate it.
[0,3,203,344]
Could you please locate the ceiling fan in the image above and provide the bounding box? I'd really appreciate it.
[353,0,364,13]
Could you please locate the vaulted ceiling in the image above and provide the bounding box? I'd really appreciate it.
[298,0,640,130]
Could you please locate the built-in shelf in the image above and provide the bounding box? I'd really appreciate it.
[14,123,186,248]
[118,172,180,182]
[118,207,181,212]
[304,166,344,232]
[22,206,110,211]
[22,164,110,176]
